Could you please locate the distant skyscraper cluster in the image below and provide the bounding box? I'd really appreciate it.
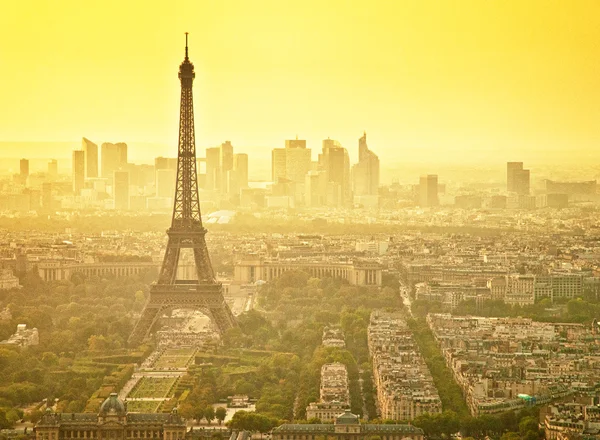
[204,141,248,196]
[8,138,594,213]
[268,132,380,208]
[70,138,129,209]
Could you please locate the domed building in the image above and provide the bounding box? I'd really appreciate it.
[34,394,186,440]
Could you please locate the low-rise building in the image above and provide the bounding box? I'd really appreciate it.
[274,411,424,440]
[235,258,382,286]
[0,269,20,290]
[0,324,39,347]
[34,394,187,440]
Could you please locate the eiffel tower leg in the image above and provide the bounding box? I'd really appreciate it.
[210,303,237,334]
[158,245,181,284]
[128,304,163,346]
[193,244,214,281]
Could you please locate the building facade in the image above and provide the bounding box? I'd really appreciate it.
[234,258,382,286]
[273,411,424,440]
[35,394,187,440]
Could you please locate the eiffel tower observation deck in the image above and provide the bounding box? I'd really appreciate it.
[128,34,236,346]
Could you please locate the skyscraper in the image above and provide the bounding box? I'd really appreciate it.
[352,132,380,196]
[272,148,287,182]
[220,141,234,174]
[234,153,249,189]
[419,174,439,207]
[218,141,234,193]
[321,139,350,205]
[20,158,29,183]
[113,170,129,210]
[507,162,530,195]
[285,138,311,185]
[82,137,98,178]
[507,162,522,192]
[205,147,221,190]
[101,142,127,178]
[72,150,85,194]
[47,159,58,180]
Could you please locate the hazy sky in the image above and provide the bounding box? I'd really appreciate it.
[1,0,600,166]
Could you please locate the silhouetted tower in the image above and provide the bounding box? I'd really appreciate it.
[129,34,236,345]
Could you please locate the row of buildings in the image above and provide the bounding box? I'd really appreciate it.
[368,311,442,421]
[414,272,588,308]
[306,363,351,422]
[543,397,600,439]
[426,313,600,416]
[8,152,599,213]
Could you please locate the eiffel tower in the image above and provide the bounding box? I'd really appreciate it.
[128,34,236,345]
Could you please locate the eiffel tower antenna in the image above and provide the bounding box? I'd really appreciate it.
[185,32,189,59]
[129,34,237,345]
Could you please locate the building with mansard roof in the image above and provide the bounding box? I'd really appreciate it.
[34,394,187,440]
[273,411,424,440]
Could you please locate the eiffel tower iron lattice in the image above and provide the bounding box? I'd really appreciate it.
[128,34,236,345]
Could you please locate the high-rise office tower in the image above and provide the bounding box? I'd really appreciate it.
[272,148,287,182]
[82,137,98,178]
[516,169,530,195]
[352,132,380,196]
[205,147,221,190]
[419,174,439,207]
[507,162,530,195]
[219,141,234,193]
[20,159,29,183]
[101,142,128,178]
[156,168,176,198]
[220,141,234,173]
[234,153,249,188]
[72,150,85,194]
[113,170,129,210]
[507,162,522,192]
[47,159,58,180]
[321,139,350,204]
[117,142,127,164]
[285,138,311,185]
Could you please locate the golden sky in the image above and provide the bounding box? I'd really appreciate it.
[1,0,599,165]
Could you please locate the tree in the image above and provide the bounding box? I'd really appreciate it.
[178,402,196,422]
[41,352,58,366]
[205,405,215,425]
[194,405,206,424]
[500,433,520,440]
[26,409,43,424]
[87,335,109,351]
[215,407,227,425]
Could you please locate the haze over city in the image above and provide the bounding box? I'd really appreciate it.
[2,0,600,172]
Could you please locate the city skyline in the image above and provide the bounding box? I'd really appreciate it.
[2,0,600,167]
